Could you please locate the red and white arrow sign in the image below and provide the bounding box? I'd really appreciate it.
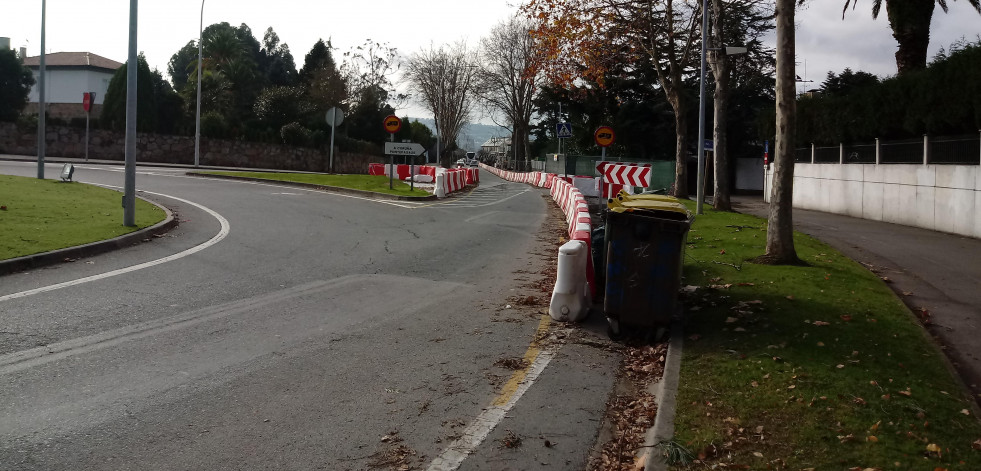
[603,164,651,187]
[603,163,651,187]
[596,161,651,175]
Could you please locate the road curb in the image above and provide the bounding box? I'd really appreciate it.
[643,320,684,471]
[185,172,439,201]
[0,199,177,276]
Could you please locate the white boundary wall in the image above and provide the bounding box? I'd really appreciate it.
[764,164,981,239]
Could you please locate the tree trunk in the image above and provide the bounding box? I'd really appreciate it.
[707,0,731,211]
[672,106,689,198]
[886,0,936,74]
[762,0,801,265]
[711,67,732,211]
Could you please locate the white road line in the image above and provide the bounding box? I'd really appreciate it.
[0,189,230,303]
[425,349,557,471]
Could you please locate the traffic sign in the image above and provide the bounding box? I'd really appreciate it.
[384,141,425,156]
[556,122,573,139]
[594,126,615,147]
[383,115,402,134]
[82,92,93,112]
[326,107,344,127]
[603,163,652,187]
[703,139,714,151]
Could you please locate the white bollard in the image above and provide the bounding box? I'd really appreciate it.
[549,240,591,322]
[434,173,446,198]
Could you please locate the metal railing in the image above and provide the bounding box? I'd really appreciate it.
[795,133,981,165]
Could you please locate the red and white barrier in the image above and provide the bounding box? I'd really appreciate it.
[480,163,596,301]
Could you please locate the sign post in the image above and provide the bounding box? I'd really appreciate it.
[326,107,344,173]
[83,92,95,161]
[383,115,402,189]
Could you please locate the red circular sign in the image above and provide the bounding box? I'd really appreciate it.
[82,92,92,112]
[383,115,402,134]
[594,126,615,147]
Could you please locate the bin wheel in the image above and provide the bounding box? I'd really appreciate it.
[607,318,622,341]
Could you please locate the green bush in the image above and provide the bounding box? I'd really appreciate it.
[279,121,311,146]
[200,111,230,138]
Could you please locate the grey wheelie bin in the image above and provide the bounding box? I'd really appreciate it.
[603,192,693,339]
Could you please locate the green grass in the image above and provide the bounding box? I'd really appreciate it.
[199,171,432,197]
[670,202,981,470]
[0,175,165,260]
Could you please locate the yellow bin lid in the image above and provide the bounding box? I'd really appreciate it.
[607,190,690,217]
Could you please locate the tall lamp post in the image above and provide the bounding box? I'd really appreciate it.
[695,0,710,215]
[194,0,205,168]
[37,0,46,179]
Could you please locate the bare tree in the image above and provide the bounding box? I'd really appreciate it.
[404,42,481,167]
[341,40,407,110]
[479,15,540,166]
[525,0,700,197]
[760,0,801,264]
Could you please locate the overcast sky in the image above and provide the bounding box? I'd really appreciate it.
[4,0,980,116]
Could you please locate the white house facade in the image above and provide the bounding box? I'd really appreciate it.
[22,52,121,120]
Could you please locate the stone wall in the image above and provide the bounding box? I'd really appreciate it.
[0,121,379,174]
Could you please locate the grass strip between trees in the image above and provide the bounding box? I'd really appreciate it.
[200,171,432,198]
[0,175,165,261]
[669,203,981,470]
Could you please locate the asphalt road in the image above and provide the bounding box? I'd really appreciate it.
[0,160,619,470]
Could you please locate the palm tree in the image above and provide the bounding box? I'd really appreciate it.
[843,0,981,74]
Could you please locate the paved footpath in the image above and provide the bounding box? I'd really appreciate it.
[732,196,981,403]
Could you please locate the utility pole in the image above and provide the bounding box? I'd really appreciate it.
[37,0,47,179]
[123,0,138,226]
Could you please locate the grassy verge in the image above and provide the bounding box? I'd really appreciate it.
[670,203,981,470]
[0,175,165,260]
[199,171,432,198]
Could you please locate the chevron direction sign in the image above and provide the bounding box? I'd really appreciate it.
[603,163,652,187]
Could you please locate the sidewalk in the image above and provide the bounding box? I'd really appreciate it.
[732,195,981,402]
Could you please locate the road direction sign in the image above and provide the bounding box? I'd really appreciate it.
[384,141,425,156]
[594,126,615,147]
[556,122,573,139]
[383,115,402,134]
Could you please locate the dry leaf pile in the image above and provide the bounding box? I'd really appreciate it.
[589,343,669,471]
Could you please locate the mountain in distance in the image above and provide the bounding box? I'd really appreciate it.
[407,118,510,152]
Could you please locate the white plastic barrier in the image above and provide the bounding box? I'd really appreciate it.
[434,173,447,198]
[549,240,591,322]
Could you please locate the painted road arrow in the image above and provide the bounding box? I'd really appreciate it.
[384,142,426,156]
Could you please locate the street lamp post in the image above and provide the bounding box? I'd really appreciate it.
[37,0,46,179]
[695,0,710,215]
[194,0,204,168]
